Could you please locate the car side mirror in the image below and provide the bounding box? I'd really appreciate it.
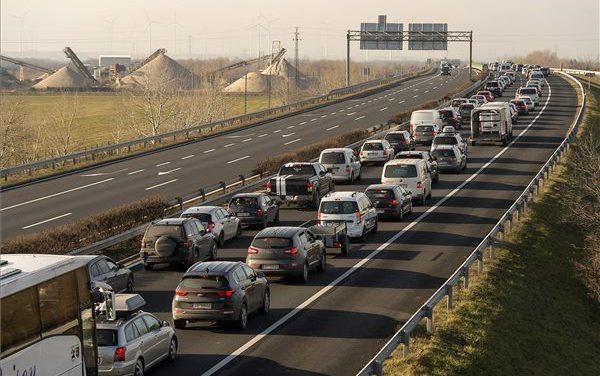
[162,320,170,327]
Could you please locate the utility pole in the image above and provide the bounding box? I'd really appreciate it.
[244,70,248,114]
[293,27,301,86]
[188,33,192,58]
[469,31,473,81]
[346,31,351,87]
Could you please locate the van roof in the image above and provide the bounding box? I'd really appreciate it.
[320,148,352,153]
[385,158,422,166]
[322,191,362,201]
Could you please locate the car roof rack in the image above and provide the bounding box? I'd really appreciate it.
[114,294,146,319]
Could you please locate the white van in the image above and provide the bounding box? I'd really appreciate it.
[499,63,512,73]
[318,148,362,183]
[481,102,514,135]
[410,110,442,135]
[381,159,432,205]
[516,87,540,105]
[318,191,378,241]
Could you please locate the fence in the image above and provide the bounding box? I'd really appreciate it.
[356,71,586,376]
[1,67,436,182]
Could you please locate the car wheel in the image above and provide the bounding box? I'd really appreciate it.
[235,224,242,238]
[143,263,153,271]
[421,194,427,206]
[174,320,186,329]
[317,251,326,272]
[408,201,413,214]
[218,232,225,247]
[274,209,280,223]
[311,193,319,210]
[341,237,350,255]
[399,207,403,221]
[357,169,362,180]
[259,289,270,315]
[349,171,355,184]
[209,242,217,261]
[126,276,134,293]
[300,262,309,283]
[237,303,248,330]
[372,219,378,234]
[133,358,144,376]
[463,162,468,171]
[360,227,367,242]
[167,337,177,362]
[261,217,268,229]
[433,173,439,183]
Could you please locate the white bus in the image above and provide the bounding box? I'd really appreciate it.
[1,254,104,376]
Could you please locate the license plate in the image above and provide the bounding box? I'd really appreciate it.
[263,264,279,270]
[237,212,249,217]
[285,195,294,200]
[376,210,385,214]
[193,303,211,309]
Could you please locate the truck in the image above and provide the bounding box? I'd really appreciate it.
[470,107,511,146]
[267,162,335,209]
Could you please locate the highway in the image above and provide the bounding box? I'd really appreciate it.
[0,68,471,239]
[123,73,579,375]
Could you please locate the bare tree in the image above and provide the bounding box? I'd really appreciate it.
[0,96,27,167]
[47,93,80,157]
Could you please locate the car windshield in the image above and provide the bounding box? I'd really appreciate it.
[384,133,406,142]
[460,104,474,111]
[432,149,456,158]
[320,200,359,214]
[279,165,315,175]
[251,237,293,249]
[365,189,393,200]
[362,142,383,151]
[412,112,433,121]
[97,329,118,347]
[384,164,418,178]
[320,152,346,164]
[181,212,212,222]
[145,225,184,240]
[416,125,434,133]
[180,275,228,289]
[434,137,457,145]
[230,197,258,208]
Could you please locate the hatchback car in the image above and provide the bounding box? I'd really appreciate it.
[450,98,468,109]
[181,206,241,247]
[517,95,535,111]
[431,132,468,154]
[172,261,270,330]
[247,227,326,282]
[459,103,476,126]
[319,147,362,183]
[84,255,134,294]
[470,95,488,105]
[438,107,461,129]
[476,91,495,103]
[510,99,529,115]
[359,140,394,164]
[97,294,177,376]
[431,145,467,173]
[484,81,502,97]
[140,218,217,270]
[413,124,440,145]
[228,193,279,229]
[318,191,378,241]
[384,131,415,154]
[365,184,412,221]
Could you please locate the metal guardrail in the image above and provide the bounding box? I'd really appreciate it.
[551,67,599,75]
[356,71,586,376]
[1,67,435,181]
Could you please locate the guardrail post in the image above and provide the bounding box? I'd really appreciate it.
[401,331,410,357]
[488,241,495,260]
[504,214,513,234]
[462,267,469,289]
[477,249,484,273]
[199,188,206,201]
[425,306,434,334]
[28,167,33,176]
[239,175,246,186]
[176,197,183,210]
[128,145,132,153]
[373,360,383,376]
[446,285,453,310]
[52,160,56,169]
[220,181,227,193]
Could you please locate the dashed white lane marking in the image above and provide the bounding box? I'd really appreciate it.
[224,143,235,147]
[287,125,295,129]
[321,115,328,118]
[273,130,282,133]
[299,121,307,125]
[339,109,345,112]
[158,168,181,176]
[433,86,438,89]
[398,100,405,104]
[145,179,178,191]
[310,118,317,122]
[284,138,301,145]
[347,106,353,110]
[203,149,215,153]
[181,155,194,160]
[388,98,395,101]
[128,169,145,175]
[424,90,430,93]
[347,112,356,116]
[361,102,366,105]
[258,134,268,138]
[355,116,365,120]
[155,162,171,167]
[226,155,250,164]
[326,125,339,131]
[282,132,296,138]
[242,138,252,143]
[330,112,337,115]
[413,95,419,98]
[380,107,388,112]
[22,212,72,229]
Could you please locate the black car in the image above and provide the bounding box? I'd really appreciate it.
[229,193,279,229]
[365,184,413,221]
[484,81,502,97]
[172,261,269,330]
[140,218,218,270]
[83,255,134,293]
[384,131,415,154]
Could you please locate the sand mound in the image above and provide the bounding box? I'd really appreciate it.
[33,65,93,90]
[223,71,288,94]
[119,53,198,90]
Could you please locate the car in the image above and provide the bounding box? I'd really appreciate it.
[529,71,545,81]
[319,147,362,183]
[412,123,440,145]
[97,294,177,376]
[382,159,432,205]
[470,95,488,105]
[431,145,467,173]
[438,107,461,129]
[181,206,242,247]
[476,90,495,102]
[496,78,506,92]
[395,150,440,183]
[140,218,218,270]
[504,70,516,82]
[84,255,134,293]
[498,76,511,88]
[384,131,415,154]
[528,78,544,88]
[518,95,535,111]
[173,261,270,329]
[365,184,412,220]
[540,67,551,77]
[459,103,476,126]
[359,140,394,164]
[484,81,502,97]
[247,226,326,281]
[466,98,479,106]
[516,87,540,105]
[510,99,529,115]
[267,162,335,209]
[318,191,378,241]
[508,103,519,124]
[229,193,279,229]
[526,82,543,96]
[410,109,442,134]
[431,131,468,154]
[450,98,468,109]
[499,74,512,85]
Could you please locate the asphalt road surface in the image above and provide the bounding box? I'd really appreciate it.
[124,73,579,375]
[1,68,471,239]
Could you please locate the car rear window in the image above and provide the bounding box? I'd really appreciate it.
[97,329,118,346]
[451,99,465,107]
[434,137,457,145]
[412,112,433,121]
[365,189,393,200]
[416,125,434,133]
[432,149,456,158]
[320,200,359,214]
[145,225,184,240]
[251,237,293,249]
[511,100,525,106]
[460,104,474,111]
[384,164,418,178]
[362,142,383,151]
[487,82,499,87]
[385,133,406,142]
[279,165,315,175]
[520,88,537,95]
[439,110,454,120]
[320,152,346,164]
[230,197,258,208]
[181,212,212,222]
[179,275,228,289]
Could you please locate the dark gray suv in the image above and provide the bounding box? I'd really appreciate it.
[140,218,217,270]
[246,227,326,283]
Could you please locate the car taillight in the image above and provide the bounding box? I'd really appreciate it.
[355,210,361,223]
[248,246,259,254]
[266,180,271,193]
[417,181,423,189]
[449,157,456,161]
[306,181,313,192]
[257,208,263,217]
[383,149,388,156]
[389,199,398,205]
[284,247,298,255]
[175,290,188,296]
[216,289,234,297]
[400,139,407,144]
[345,165,351,172]
[359,151,364,157]
[114,347,126,362]
[207,221,215,231]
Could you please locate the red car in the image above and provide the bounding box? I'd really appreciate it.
[476,90,495,102]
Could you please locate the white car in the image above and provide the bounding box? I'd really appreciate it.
[518,96,535,111]
[359,140,394,164]
[516,87,540,105]
[318,191,378,241]
[319,148,361,183]
[180,206,241,246]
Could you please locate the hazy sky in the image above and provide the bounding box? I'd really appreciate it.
[1,0,598,62]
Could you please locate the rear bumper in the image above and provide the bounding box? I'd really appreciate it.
[437,162,461,171]
[272,194,313,203]
[375,206,402,218]
[360,156,389,163]
[236,216,264,225]
[140,251,188,265]
[331,172,353,182]
[173,308,238,322]
[247,263,303,276]
[99,361,135,376]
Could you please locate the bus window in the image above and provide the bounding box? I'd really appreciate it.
[38,272,79,336]
[0,287,41,356]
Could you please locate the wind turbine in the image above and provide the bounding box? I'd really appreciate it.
[167,12,186,55]
[144,10,161,52]
[104,17,116,53]
[10,10,29,56]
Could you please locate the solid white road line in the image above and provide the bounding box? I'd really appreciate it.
[355,116,365,120]
[203,149,215,153]
[226,155,250,164]
[127,169,145,175]
[281,132,296,138]
[22,212,72,229]
[155,162,171,167]
[326,125,339,131]
[158,168,181,176]
[201,80,554,376]
[258,134,268,138]
[242,138,252,142]
[379,107,388,111]
[181,155,195,160]
[284,138,301,145]
[2,178,115,212]
[145,179,178,191]
[224,143,235,148]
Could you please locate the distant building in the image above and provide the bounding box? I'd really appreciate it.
[98,55,131,69]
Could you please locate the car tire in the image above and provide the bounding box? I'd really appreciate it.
[357,169,362,180]
[143,263,153,271]
[317,251,326,272]
[274,210,280,223]
[341,237,349,255]
[237,303,248,330]
[259,290,270,315]
[408,201,413,214]
[235,224,242,238]
[359,228,367,242]
[433,173,439,183]
[398,207,403,221]
[311,193,319,210]
[174,320,186,329]
[167,337,177,362]
[372,219,378,234]
[217,232,225,247]
[209,242,217,261]
[126,276,134,293]
[133,358,144,376]
[349,172,355,184]
[471,140,477,146]
[420,194,427,206]
[299,262,309,283]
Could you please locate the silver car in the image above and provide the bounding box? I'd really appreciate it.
[84,255,134,294]
[431,145,467,173]
[97,294,177,376]
[359,140,394,164]
[180,206,242,247]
